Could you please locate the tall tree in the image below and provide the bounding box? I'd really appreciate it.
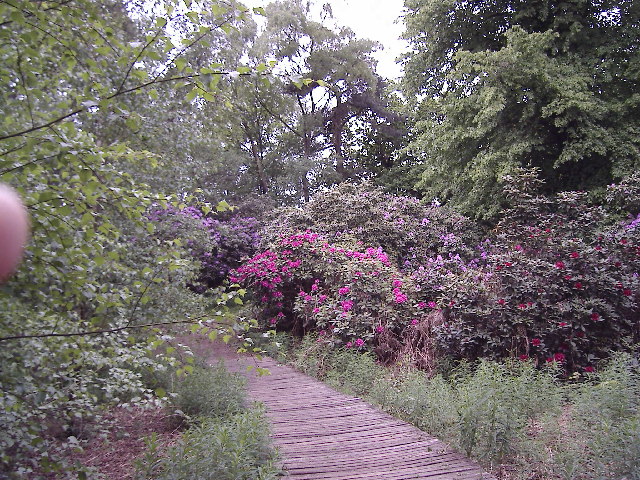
[402,0,640,220]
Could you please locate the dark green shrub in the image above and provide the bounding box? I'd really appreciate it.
[172,363,245,418]
[135,409,279,480]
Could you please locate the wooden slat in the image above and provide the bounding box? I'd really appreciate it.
[205,342,496,480]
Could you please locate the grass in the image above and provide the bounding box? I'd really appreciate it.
[277,334,640,480]
[134,357,281,480]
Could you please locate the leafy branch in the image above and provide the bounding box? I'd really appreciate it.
[0,317,224,342]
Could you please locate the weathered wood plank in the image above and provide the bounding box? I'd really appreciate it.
[200,340,496,480]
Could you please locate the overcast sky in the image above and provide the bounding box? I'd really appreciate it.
[324,0,408,79]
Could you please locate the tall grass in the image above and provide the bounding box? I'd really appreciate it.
[135,360,280,480]
[286,336,640,479]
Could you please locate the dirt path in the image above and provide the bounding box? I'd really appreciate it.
[189,337,496,480]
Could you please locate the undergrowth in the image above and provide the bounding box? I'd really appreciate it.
[282,335,640,480]
[134,359,280,480]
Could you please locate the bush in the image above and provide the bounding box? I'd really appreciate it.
[260,182,481,269]
[172,363,246,419]
[135,409,279,480]
[147,203,262,291]
[231,230,423,358]
[432,170,640,372]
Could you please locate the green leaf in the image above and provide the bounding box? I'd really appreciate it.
[155,387,167,398]
[222,334,232,344]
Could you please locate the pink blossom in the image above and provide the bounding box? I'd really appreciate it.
[345,341,353,348]
[375,325,385,333]
[338,286,350,295]
[355,338,364,347]
[313,307,320,314]
[341,300,354,312]
[427,301,437,309]
[392,279,403,288]
[417,302,427,309]
[411,319,419,325]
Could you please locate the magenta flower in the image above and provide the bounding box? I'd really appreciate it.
[411,318,419,325]
[375,325,385,333]
[355,338,364,347]
[339,286,350,295]
[345,341,353,348]
[341,300,354,312]
[531,338,541,347]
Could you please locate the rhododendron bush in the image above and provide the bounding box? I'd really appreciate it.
[231,231,424,354]
[433,171,640,371]
[259,182,481,269]
[235,174,639,373]
[147,202,262,291]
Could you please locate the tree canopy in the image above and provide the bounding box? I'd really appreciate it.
[402,0,640,219]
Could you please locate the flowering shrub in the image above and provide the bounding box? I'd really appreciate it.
[231,230,424,356]
[147,204,262,290]
[238,174,639,373]
[259,182,481,269]
[431,170,640,372]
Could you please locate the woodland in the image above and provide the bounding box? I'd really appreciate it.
[0,0,639,478]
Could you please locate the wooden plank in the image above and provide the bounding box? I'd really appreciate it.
[202,342,496,480]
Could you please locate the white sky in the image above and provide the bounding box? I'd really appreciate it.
[325,0,408,79]
[250,0,408,79]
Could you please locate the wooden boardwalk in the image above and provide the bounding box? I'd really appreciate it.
[200,341,495,480]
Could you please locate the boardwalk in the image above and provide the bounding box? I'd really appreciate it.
[196,339,495,480]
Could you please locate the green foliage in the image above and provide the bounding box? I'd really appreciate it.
[135,408,280,480]
[432,170,640,372]
[172,363,246,419]
[0,0,259,475]
[403,0,640,220]
[289,338,640,479]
